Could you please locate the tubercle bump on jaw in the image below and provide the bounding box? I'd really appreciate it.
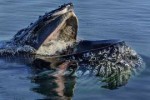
[59,2,73,9]
[36,3,74,22]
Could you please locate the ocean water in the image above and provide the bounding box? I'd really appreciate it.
[0,0,150,100]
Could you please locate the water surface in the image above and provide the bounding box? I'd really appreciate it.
[0,0,150,100]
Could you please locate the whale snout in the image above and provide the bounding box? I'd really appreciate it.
[51,3,74,17]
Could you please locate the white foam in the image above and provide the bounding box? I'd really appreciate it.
[36,40,74,55]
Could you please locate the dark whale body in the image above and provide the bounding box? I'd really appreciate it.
[0,3,145,98]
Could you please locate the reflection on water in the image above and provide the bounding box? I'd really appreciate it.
[32,74,76,100]
[30,59,77,100]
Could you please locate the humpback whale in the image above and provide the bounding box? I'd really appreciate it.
[0,3,145,97]
[0,3,78,56]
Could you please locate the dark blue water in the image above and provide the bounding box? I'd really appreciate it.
[0,0,150,100]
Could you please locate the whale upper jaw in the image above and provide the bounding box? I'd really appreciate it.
[13,3,78,50]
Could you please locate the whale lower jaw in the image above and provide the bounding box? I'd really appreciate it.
[35,12,78,56]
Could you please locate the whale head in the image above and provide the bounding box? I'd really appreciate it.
[13,3,78,53]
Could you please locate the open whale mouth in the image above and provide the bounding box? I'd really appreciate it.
[13,3,78,51]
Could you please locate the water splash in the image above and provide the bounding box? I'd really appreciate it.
[0,40,36,55]
[36,40,75,56]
